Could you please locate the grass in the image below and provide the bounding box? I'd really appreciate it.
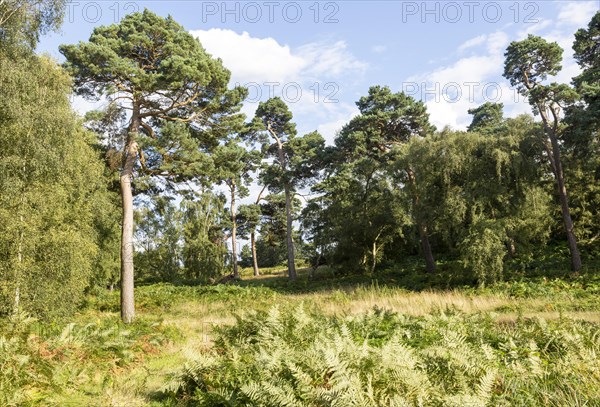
[3,265,600,405]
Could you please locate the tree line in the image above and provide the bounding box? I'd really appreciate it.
[0,4,598,322]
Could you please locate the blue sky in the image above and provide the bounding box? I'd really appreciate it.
[38,0,598,143]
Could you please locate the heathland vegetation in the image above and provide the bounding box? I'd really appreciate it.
[1,3,599,406]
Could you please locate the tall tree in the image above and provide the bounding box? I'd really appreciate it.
[181,192,228,281]
[569,11,600,136]
[213,141,260,279]
[335,86,437,273]
[255,193,299,269]
[250,98,324,280]
[60,9,246,322]
[563,12,600,245]
[0,54,109,319]
[504,35,582,271]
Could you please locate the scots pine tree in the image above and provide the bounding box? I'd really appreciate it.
[60,9,246,322]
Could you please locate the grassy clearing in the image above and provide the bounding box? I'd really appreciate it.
[3,267,600,405]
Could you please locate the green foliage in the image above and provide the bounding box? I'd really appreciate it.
[467,102,504,134]
[168,305,600,406]
[313,86,434,274]
[0,311,178,405]
[564,12,600,246]
[0,53,113,319]
[254,193,304,268]
[85,283,278,313]
[0,0,65,51]
[460,225,506,287]
[503,34,563,95]
[254,237,288,268]
[135,197,184,282]
[181,193,229,281]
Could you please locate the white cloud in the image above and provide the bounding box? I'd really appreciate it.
[190,29,306,85]
[458,32,507,54]
[486,31,509,54]
[190,29,367,86]
[71,95,102,116]
[557,1,598,27]
[408,54,501,87]
[297,40,368,78]
[189,28,367,144]
[458,35,486,52]
[406,31,520,130]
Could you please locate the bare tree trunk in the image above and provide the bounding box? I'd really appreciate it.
[251,185,266,277]
[120,104,140,324]
[370,241,377,275]
[539,107,582,272]
[284,184,296,280]
[418,223,436,273]
[230,181,239,279]
[550,134,582,271]
[14,214,23,315]
[407,168,436,273]
[508,237,517,257]
[251,231,260,276]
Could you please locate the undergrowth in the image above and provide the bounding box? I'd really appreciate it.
[0,312,180,406]
[167,305,600,406]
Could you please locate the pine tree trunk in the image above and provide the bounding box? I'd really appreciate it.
[550,133,582,271]
[120,105,140,324]
[284,184,296,280]
[230,181,239,279]
[538,107,582,272]
[251,231,260,276]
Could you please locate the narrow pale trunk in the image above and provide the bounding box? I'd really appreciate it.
[370,241,377,275]
[407,168,436,273]
[508,238,517,257]
[251,231,260,276]
[120,104,140,324]
[284,184,296,280]
[539,108,582,272]
[230,181,239,279]
[251,185,266,277]
[13,165,27,315]
[13,214,23,315]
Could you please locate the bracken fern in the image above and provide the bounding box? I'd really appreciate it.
[167,305,600,406]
